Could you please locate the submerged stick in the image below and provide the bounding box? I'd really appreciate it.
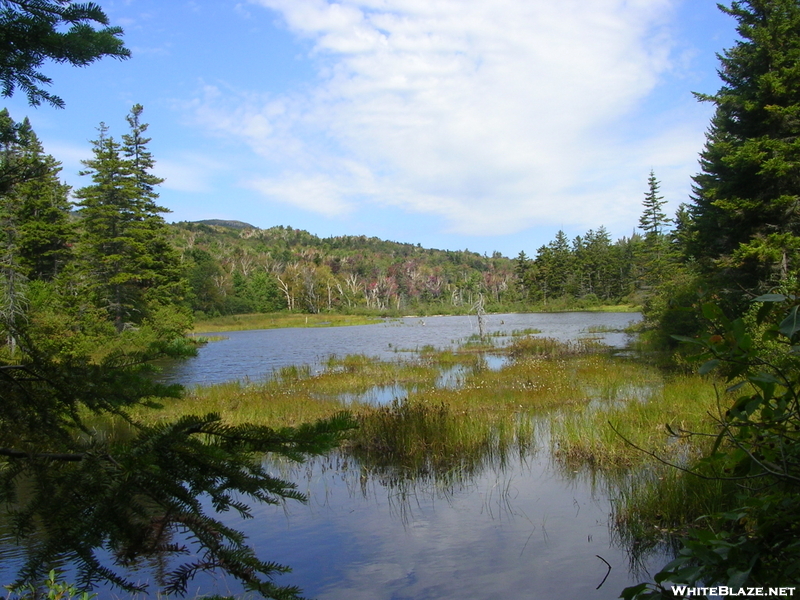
[595,554,612,589]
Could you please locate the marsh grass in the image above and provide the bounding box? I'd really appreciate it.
[546,369,741,562]
[582,304,641,313]
[347,399,537,491]
[505,335,602,358]
[611,464,739,549]
[584,324,620,333]
[508,328,543,337]
[188,334,229,343]
[94,333,728,564]
[193,312,383,333]
[549,373,722,470]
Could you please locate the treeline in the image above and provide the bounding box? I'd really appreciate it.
[515,171,676,309]
[0,97,682,332]
[175,211,674,318]
[1,95,675,341]
[0,99,693,345]
[1,105,188,353]
[173,173,678,318]
[175,222,523,316]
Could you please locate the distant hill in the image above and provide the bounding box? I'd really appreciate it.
[169,221,517,316]
[192,219,257,230]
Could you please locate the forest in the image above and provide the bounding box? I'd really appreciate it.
[0,109,669,332]
[174,212,661,319]
[1,0,800,599]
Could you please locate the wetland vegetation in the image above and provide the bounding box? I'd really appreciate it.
[3,1,800,598]
[78,324,733,598]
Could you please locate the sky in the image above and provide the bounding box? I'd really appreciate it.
[4,0,740,258]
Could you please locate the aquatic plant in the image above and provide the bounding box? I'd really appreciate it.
[622,294,800,598]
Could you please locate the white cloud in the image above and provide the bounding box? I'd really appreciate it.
[246,173,354,216]
[40,141,87,173]
[189,0,701,236]
[156,153,226,193]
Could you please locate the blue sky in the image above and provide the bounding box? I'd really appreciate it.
[4,0,739,257]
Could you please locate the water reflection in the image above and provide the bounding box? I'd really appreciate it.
[328,353,513,405]
[1,312,660,599]
[332,384,409,406]
[1,425,666,600]
[163,312,640,386]
[248,427,668,600]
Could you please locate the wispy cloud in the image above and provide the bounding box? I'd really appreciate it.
[156,153,226,193]
[189,0,700,236]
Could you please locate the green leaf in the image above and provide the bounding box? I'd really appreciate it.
[702,302,725,322]
[753,293,787,302]
[620,583,649,600]
[756,300,777,325]
[726,380,748,393]
[699,359,720,375]
[726,568,752,589]
[749,372,781,385]
[779,305,800,339]
[732,318,746,344]
[710,428,727,455]
[671,334,704,345]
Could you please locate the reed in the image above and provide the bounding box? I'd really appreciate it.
[611,464,740,550]
[549,372,722,469]
[505,335,603,358]
[346,399,535,489]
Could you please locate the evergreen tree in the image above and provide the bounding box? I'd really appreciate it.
[0,109,72,350]
[582,227,614,299]
[0,108,43,193]
[0,328,355,598]
[75,106,183,332]
[120,104,185,307]
[637,171,673,287]
[0,0,130,107]
[687,0,800,295]
[13,118,73,281]
[534,230,573,301]
[639,170,671,239]
[0,111,27,352]
[514,250,537,302]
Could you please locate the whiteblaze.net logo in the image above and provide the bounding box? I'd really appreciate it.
[670,586,796,597]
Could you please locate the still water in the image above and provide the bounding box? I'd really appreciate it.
[160,312,661,599]
[165,312,639,386]
[3,312,671,599]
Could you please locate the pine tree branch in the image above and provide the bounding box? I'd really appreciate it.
[0,447,89,461]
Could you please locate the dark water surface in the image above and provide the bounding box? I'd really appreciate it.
[3,312,669,599]
[237,447,664,600]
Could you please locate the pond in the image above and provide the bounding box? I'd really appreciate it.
[3,312,674,599]
[163,311,640,386]
[231,446,665,600]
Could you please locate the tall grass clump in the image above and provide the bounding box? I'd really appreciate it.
[550,373,722,470]
[506,335,603,358]
[349,399,492,471]
[611,464,742,555]
[547,367,742,571]
[347,399,533,488]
